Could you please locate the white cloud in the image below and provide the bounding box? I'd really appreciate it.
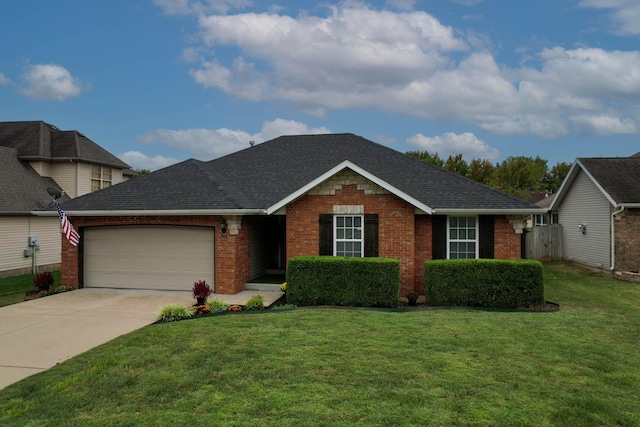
[153,0,251,15]
[0,73,9,85]
[569,114,637,134]
[174,3,640,139]
[136,118,331,161]
[191,3,467,104]
[579,0,640,35]
[119,151,181,171]
[407,132,500,161]
[19,64,89,101]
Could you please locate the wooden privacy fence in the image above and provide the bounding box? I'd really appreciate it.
[524,224,563,261]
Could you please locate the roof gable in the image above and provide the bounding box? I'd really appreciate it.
[551,156,640,209]
[0,146,69,214]
[266,161,434,214]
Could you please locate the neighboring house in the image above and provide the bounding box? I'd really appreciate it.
[39,134,543,295]
[526,192,557,228]
[0,121,132,277]
[550,154,640,281]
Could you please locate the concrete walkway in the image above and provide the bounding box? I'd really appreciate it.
[0,288,283,391]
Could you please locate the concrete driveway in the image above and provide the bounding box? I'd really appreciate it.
[0,288,282,391]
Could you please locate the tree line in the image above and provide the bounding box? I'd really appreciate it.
[406,151,572,200]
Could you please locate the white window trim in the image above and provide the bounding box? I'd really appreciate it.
[446,216,479,259]
[534,214,547,227]
[333,214,364,258]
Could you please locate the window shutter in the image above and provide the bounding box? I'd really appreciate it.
[479,215,495,258]
[319,214,333,255]
[364,214,379,257]
[432,215,447,259]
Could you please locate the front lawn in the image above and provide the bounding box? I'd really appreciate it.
[1,263,639,426]
[0,271,61,308]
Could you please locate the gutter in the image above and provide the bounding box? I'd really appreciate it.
[610,205,627,271]
[31,209,267,217]
[430,208,547,215]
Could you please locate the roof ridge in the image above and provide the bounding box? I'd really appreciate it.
[192,160,248,209]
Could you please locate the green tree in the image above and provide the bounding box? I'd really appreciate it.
[406,150,445,168]
[468,158,496,186]
[444,154,469,177]
[542,161,572,193]
[493,156,548,199]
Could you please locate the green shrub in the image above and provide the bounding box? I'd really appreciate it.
[157,304,195,322]
[206,298,229,313]
[244,295,265,310]
[33,272,54,292]
[424,259,544,308]
[286,256,400,307]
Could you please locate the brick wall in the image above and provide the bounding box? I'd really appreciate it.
[286,182,416,294]
[414,215,432,294]
[614,208,640,282]
[61,215,249,294]
[494,216,522,260]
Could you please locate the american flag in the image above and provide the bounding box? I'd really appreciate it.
[55,201,80,247]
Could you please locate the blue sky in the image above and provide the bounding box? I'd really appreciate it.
[1,0,639,170]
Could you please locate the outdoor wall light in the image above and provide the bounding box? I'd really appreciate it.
[579,223,587,234]
[220,219,227,234]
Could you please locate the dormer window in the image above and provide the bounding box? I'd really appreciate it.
[91,166,112,191]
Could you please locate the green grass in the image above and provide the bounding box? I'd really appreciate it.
[1,263,639,426]
[0,271,61,308]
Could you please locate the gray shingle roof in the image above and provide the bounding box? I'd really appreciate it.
[0,146,69,214]
[578,157,640,204]
[0,121,130,169]
[57,133,538,213]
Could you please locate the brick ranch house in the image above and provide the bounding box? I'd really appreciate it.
[36,134,543,295]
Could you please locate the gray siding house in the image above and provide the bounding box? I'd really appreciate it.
[551,154,640,281]
[0,121,132,277]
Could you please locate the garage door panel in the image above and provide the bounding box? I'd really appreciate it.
[84,226,215,291]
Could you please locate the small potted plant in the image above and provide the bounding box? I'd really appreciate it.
[192,280,213,305]
[406,291,419,307]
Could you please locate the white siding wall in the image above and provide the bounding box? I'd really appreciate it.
[76,163,92,196]
[28,161,52,177]
[0,216,61,274]
[51,163,79,198]
[112,168,124,185]
[559,170,612,269]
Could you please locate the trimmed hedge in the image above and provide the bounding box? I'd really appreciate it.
[425,259,544,308]
[286,256,400,307]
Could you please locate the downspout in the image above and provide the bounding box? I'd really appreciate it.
[610,205,625,271]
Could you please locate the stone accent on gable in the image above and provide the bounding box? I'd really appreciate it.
[307,169,390,196]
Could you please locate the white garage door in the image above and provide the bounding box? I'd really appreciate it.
[84,226,215,291]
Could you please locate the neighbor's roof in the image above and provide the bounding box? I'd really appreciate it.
[0,146,70,215]
[0,121,130,169]
[551,156,640,209]
[49,133,540,215]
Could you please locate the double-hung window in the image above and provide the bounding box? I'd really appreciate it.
[91,166,112,192]
[448,216,478,259]
[334,215,363,257]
